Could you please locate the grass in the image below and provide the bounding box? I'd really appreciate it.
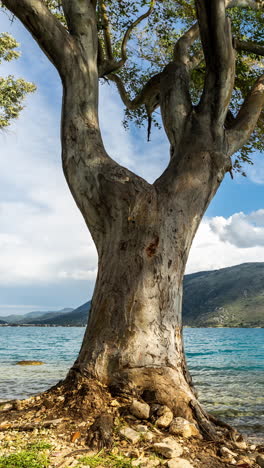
[0,450,49,468]
[78,450,136,467]
[0,440,51,468]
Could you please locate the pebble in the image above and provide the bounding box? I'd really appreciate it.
[167,459,194,468]
[156,406,174,428]
[130,400,150,420]
[219,446,238,458]
[153,437,183,459]
[169,417,201,439]
[119,426,141,444]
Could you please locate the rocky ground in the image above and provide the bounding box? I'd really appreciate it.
[0,381,263,468]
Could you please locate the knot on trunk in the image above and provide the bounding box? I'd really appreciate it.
[146,236,159,257]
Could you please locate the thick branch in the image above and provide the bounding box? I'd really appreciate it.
[108,72,161,112]
[226,0,264,9]
[62,0,97,62]
[2,0,73,78]
[235,39,264,57]
[226,74,264,155]
[195,0,235,130]
[174,23,199,66]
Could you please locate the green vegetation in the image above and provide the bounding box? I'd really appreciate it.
[0,32,35,129]
[78,450,135,468]
[0,449,49,468]
[183,263,264,327]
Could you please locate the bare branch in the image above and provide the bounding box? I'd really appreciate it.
[108,72,161,112]
[226,74,264,155]
[118,0,155,67]
[2,0,74,78]
[195,0,235,130]
[235,39,264,57]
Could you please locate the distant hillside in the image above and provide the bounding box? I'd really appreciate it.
[1,263,264,327]
[1,308,74,325]
[0,319,7,324]
[27,302,91,326]
[183,262,264,327]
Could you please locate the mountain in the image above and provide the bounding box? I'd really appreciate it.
[0,319,7,324]
[182,262,264,327]
[1,308,74,324]
[25,301,91,326]
[2,263,264,327]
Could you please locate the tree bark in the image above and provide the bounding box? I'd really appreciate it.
[61,67,229,422]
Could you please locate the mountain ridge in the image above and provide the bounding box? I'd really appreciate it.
[1,262,264,327]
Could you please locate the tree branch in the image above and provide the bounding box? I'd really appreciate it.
[173,23,200,66]
[195,0,235,131]
[99,1,114,60]
[2,0,74,78]
[108,72,161,112]
[235,39,264,56]
[226,0,264,9]
[226,74,264,155]
[121,1,155,63]
[62,0,97,62]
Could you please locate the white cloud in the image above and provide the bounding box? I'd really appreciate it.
[209,210,264,248]
[186,211,264,274]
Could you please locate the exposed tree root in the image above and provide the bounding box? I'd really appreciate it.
[0,375,259,468]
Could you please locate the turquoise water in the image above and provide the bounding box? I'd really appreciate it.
[0,327,263,440]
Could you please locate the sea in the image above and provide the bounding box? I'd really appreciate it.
[0,327,263,442]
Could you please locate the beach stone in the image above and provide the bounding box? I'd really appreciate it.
[153,437,183,459]
[15,360,45,365]
[167,459,194,468]
[169,418,201,439]
[234,441,248,450]
[156,406,174,428]
[219,446,238,458]
[119,427,140,444]
[130,400,150,420]
[256,455,264,467]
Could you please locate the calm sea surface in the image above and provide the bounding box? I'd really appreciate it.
[0,327,263,441]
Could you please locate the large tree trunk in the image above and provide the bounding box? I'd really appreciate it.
[61,78,228,422]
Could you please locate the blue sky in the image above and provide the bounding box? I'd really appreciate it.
[1,10,264,315]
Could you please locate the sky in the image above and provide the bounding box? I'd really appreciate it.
[1,10,264,315]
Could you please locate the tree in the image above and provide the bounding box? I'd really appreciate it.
[0,32,35,128]
[1,0,264,441]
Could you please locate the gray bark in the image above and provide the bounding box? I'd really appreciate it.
[2,0,264,428]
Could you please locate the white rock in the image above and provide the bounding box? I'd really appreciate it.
[167,458,194,468]
[153,437,183,459]
[250,444,256,451]
[256,455,264,468]
[156,406,174,428]
[234,440,247,450]
[219,446,238,458]
[119,427,140,444]
[130,400,150,420]
[169,418,201,439]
